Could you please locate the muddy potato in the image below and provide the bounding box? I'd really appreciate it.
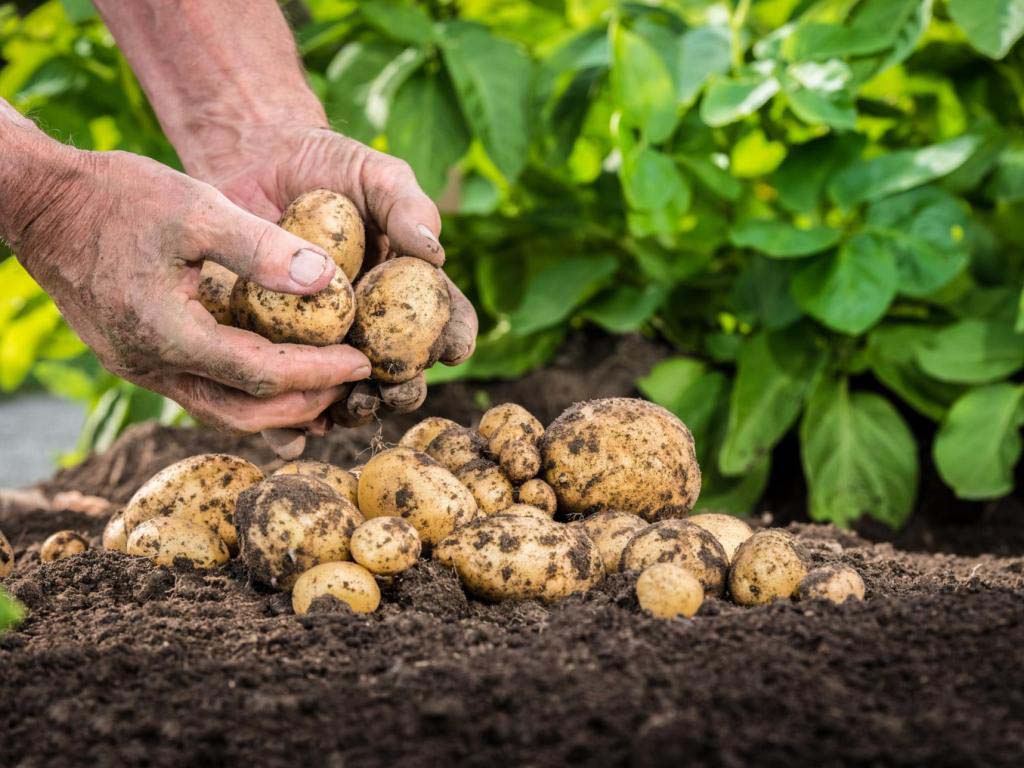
[455,459,515,516]
[620,520,728,597]
[797,564,865,604]
[541,398,701,521]
[197,261,237,325]
[729,530,810,606]
[479,403,544,483]
[102,510,128,552]
[426,427,487,474]
[231,269,356,346]
[491,503,554,521]
[274,460,358,505]
[582,511,648,574]
[40,531,89,562]
[292,561,381,615]
[517,478,557,515]
[236,475,364,589]
[636,563,704,619]
[126,517,229,569]
[399,417,461,452]
[123,454,264,552]
[279,189,365,280]
[688,513,753,563]
[357,447,477,545]
[1,529,13,578]
[349,257,451,383]
[350,517,422,575]
[434,514,603,601]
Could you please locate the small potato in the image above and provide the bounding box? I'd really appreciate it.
[274,460,358,505]
[729,530,810,606]
[582,511,648,574]
[435,514,603,601]
[349,257,451,383]
[236,475,365,589]
[350,517,422,575]
[292,561,381,615]
[123,454,264,552]
[636,563,704,619]
[358,447,477,545]
[455,459,515,516]
[687,513,753,563]
[40,531,89,562]
[279,189,365,280]
[126,517,230,568]
[426,427,487,474]
[1,529,14,578]
[490,504,554,521]
[620,520,728,597]
[517,479,557,515]
[197,261,237,325]
[231,269,356,346]
[102,510,128,552]
[398,417,461,452]
[479,403,544,483]
[797,565,865,604]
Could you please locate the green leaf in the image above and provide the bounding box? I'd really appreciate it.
[620,146,691,213]
[947,0,1024,60]
[732,256,805,330]
[0,302,62,391]
[828,134,982,208]
[581,283,667,333]
[508,254,619,335]
[730,128,787,178]
[782,60,856,130]
[324,41,404,143]
[792,233,898,335]
[719,326,827,475]
[987,141,1024,202]
[915,318,1024,384]
[0,588,25,633]
[729,219,841,258]
[440,21,532,180]
[800,377,918,528]
[364,46,427,131]
[33,360,94,401]
[425,326,565,383]
[772,134,866,214]
[934,383,1024,499]
[637,358,728,456]
[610,25,678,143]
[677,155,742,202]
[866,324,964,421]
[700,70,780,127]
[60,0,96,23]
[360,1,435,45]
[675,25,732,107]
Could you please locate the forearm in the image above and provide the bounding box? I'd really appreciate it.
[93,0,326,179]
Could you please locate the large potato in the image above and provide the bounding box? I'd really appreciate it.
[687,513,753,563]
[540,398,701,521]
[349,257,451,383]
[434,514,603,601]
[274,460,358,505]
[491,504,553,521]
[231,270,356,346]
[292,561,380,615]
[123,454,264,552]
[478,403,544,483]
[636,563,704,619]
[279,189,365,280]
[620,520,728,597]
[426,427,487,474]
[357,447,477,545]
[126,517,230,569]
[398,417,461,452]
[729,530,810,606]
[197,261,237,325]
[40,531,89,562]
[581,511,647,574]
[455,459,515,516]
[102,510,128,552]
[236,475,364,589]
[350,517,422,575]
[796,565,865,604]
[1,529,13,578]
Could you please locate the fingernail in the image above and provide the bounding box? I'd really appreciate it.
[354,364,372,378]
[290,248,329,286]
[417,224,440,244]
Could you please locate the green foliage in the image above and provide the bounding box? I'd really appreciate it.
[3,0,1024,527]
[0,587,25,632]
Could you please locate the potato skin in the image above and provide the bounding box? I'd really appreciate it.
[292,561,381,615]
[197,262,237,325]
[1,529,14,578]
[491,504,554,521]
[40,531,89,562]
[687,513,753,563]
[479,403,544,483]
[455,459,515,516]
[123,454,264,553]
[274,460,358,505]
[581,511,647,574]
[126,518,229,569]
[620,520,728,597]
[350,517,422,575]
[540,398,701,521]
[279,189,365,281]
[398,417,461,452]
[729,530,810,606]
[231,269,356,346]
[357,447,477,545]
[517,479,557,515]
[636,563,704,619]
[796,565,865,604]
[434,514,603,601]
[426,427,487,474]
[349,257,451,383]
[102,511,128,552]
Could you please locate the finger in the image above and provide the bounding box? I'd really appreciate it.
[380,374,427,414]
[262,428,306,460]
[362,154,445,265]
[328,381,380,428]
[439,274,478,365]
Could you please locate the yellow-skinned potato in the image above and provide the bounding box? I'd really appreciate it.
[350,517,422,575]
[796,565,865,604]
[102,510,128,552]
[581,511,647,574]
[236,475,365,589]
[517,478,557,515]
[636,563,704,619]
[197,261,237,325]
[426,427,487,474]
[455,459,515,516]
[126,517,230,569]
[274,460,358,505]
[292,561,381,615]
[434,514,603,601]
[540,398,701,521]
[398,417,461,452]
[40,531,89,562]
[687,513,753,563]
[357,447,477,545]
[620,520,728,597]
[231,269,356,346]
[123,454,264,553]
[491,503,554,521]
[729,530,810,606]
[1,529,14,578]
[479,403,544,483]
[349,257,451,383]
[279,189,365,280]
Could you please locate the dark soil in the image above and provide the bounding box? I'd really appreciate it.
[3,333,1024,767]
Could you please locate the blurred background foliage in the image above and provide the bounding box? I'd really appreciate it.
[1,0,1024,528]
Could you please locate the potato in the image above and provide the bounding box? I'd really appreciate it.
[426,427,487,474]
[479,403,543,483]
[491,503,554,521]
[231,269,356,346]
[1,529,14,578]
[40,531,89,562]
[102,510,128,552]
[517,478,557,515]
[434,514,603,601]
[581,511,647,574]
[236,475,364,589]
[357,447,477,545]
[540,398,701,521]
[455,459,515,516]
[197,261,237,325]
[126,517,230,569]
[620,520,728,597]
[687,513,753,563]
[636,563,704,619]
[797,565,865,604]
[274,460,358,505]
[279,189,365,280]
[123,454,264,552]
[729,530,810,606]
[292,561,380,615]
[350,517,422,575]
[398,417,461,452]
[349,257,451,383]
